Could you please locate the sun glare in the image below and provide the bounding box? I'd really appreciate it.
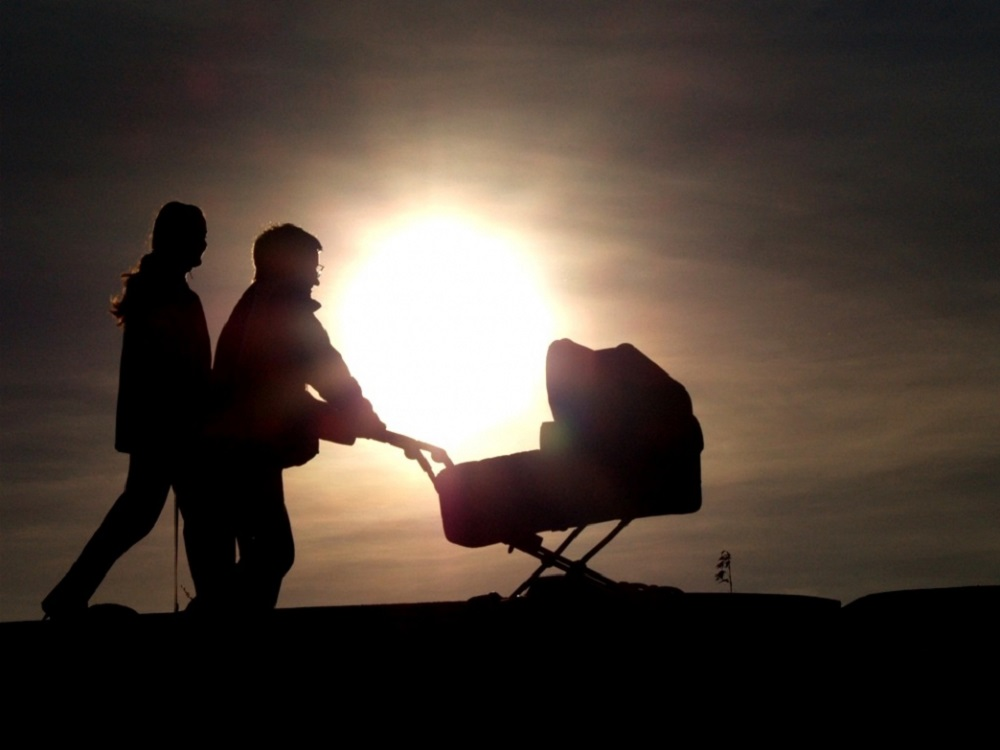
[332,214,555,452]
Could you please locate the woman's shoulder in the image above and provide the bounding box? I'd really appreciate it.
[130,269,202,301]
[123,276,205,329]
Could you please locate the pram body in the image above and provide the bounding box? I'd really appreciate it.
[430,339,703,595]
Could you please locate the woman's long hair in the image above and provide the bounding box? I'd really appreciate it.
[111,202,205,325]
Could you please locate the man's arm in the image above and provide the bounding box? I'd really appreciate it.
[305,315,387,442]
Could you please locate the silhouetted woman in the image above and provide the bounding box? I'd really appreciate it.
[42,202,211,618]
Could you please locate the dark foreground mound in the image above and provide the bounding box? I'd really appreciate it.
[5,585,995,729]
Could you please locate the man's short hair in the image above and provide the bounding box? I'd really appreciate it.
[252,224,322,281]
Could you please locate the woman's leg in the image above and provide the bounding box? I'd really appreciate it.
[42,453,171,616]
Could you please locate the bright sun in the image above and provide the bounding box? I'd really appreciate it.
[330,214,555,452]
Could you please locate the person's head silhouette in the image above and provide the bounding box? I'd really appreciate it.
[150,201,207,274]
[252,224,323,291]
[112,201,207,324]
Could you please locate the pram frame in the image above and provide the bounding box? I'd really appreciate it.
[506,518,633,598]
[388,431,652,599]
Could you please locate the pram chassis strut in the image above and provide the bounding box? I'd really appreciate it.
[506,518,633,598]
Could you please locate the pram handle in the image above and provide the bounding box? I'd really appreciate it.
[373,430,454,478]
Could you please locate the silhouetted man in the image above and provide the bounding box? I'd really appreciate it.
[205,224,386,611]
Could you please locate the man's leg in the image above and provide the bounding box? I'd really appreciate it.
[177,451,236,611]
[233,461,294,612]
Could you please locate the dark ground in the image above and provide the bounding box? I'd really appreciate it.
[7,585,995,686]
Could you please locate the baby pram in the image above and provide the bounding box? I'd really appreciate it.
[394,339,703,598]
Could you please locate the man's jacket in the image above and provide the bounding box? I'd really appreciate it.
[209,281,382,467]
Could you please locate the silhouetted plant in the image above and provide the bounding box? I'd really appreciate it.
[715,550,733,593]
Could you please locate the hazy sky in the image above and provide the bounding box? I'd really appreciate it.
[3,1,998,621]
